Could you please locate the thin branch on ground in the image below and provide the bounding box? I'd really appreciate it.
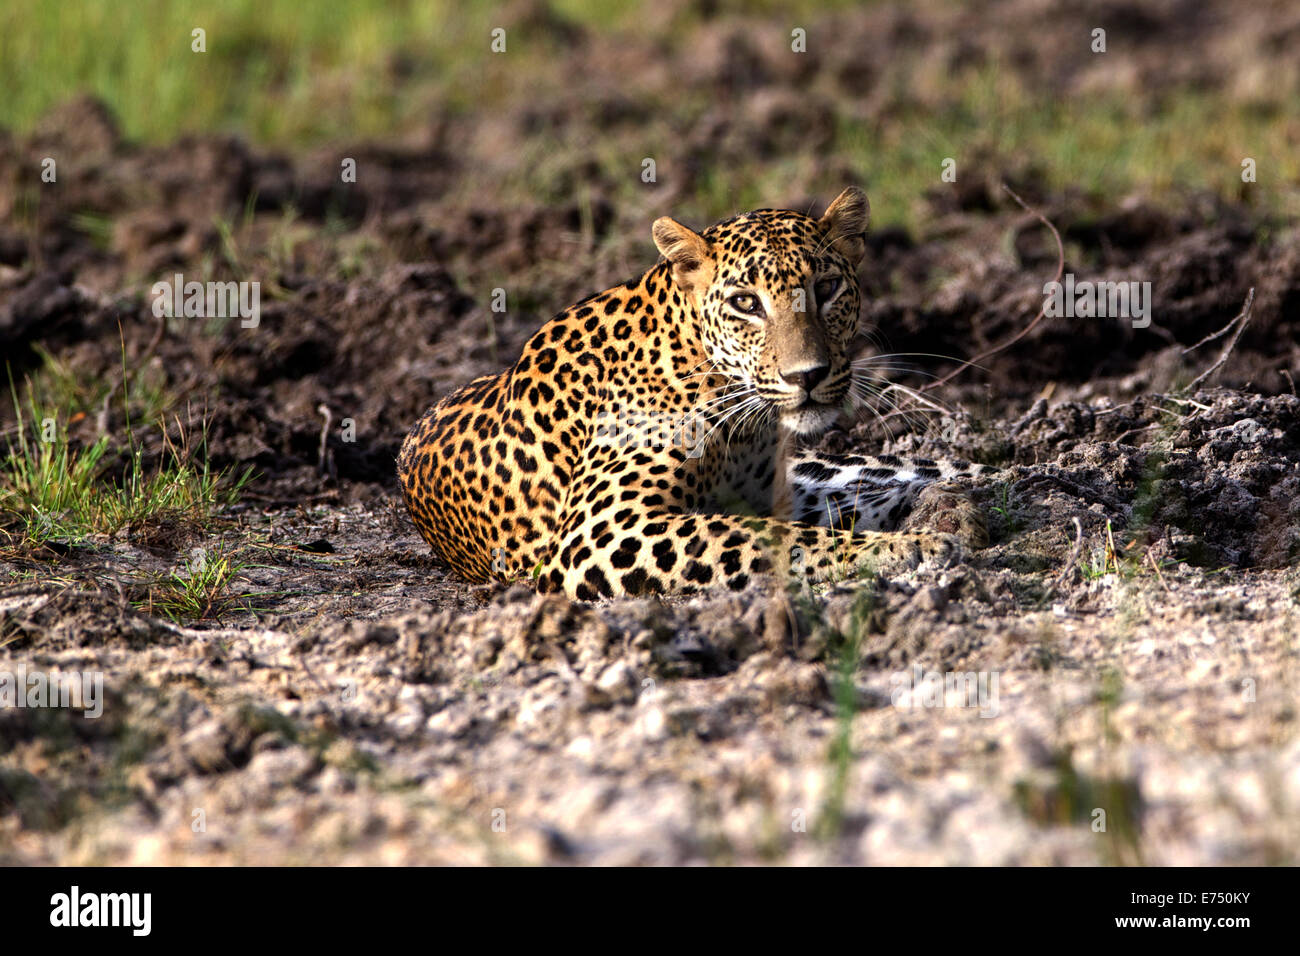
[1182,288,1255,395]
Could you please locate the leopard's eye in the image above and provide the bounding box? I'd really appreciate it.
[815,277,841,304]
[728,293,762,316]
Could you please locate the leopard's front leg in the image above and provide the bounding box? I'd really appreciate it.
[538,508,961,599]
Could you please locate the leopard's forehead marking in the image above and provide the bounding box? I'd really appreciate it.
[704,209,832,287]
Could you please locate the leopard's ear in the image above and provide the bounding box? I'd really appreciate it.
[653,217,712,292]
[819,187,870,265]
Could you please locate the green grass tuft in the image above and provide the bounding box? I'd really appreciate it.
[0,365,251,549]
[132,542,252,623]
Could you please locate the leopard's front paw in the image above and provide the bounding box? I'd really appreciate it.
[901,482,989,550]
[860,531,965,576]
[911,531,965,569]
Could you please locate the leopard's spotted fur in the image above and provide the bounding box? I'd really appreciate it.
[398,188,987,599]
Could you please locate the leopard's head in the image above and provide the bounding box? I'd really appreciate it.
[653,187,869,437]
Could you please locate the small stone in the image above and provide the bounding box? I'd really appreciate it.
[915,587,948,613]
[595,660,637,703]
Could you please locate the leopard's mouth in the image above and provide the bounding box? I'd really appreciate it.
[778,400,839,437]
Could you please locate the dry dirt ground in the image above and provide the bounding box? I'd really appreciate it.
[2,387,1297,864]
[2,1,1300,865]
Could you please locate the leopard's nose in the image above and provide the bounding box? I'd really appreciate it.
[781,364,830,395]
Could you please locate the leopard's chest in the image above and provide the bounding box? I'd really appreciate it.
[689,421,782,515]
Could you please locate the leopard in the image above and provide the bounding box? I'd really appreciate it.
[398,187,989,600]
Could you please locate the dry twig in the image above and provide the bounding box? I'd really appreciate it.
[924,183,1065,393]
[1183,288,1255,395]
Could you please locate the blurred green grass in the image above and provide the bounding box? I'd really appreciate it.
[2,0,469,143]
[1,0,711,142]
[2,0,1297,231]
[834,69,1300,228]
